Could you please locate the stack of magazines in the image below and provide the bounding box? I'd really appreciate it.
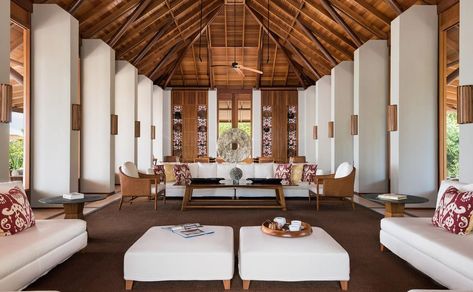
[378,193,407,200]
[163,223,214,238]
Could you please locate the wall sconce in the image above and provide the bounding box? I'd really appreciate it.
[135,121,141,138]
[71,104,81,131]
[0,84,12,123]
[313,126,318,140]
[458,85,473,124]
[387,105,398,132]
[151,125,156,140]
[111,114,118,135]
[328,121,334,138]
[351,115,358,136]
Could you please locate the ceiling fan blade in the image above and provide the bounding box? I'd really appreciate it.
[238,65,263,75]
[234,67,246,78]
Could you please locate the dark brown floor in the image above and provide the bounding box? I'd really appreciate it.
[27,198,443,292]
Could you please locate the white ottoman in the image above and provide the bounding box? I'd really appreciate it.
[124,226,234,290]
[239,226,350,290]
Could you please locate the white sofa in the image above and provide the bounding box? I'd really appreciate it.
[380,180,473,290]
[158,163,320,198]
[0,182,87,291]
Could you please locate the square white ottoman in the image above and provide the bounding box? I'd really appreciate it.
[124,226,234,290]
[239,226,350,290]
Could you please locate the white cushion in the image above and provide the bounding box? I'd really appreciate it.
[334,162,353,179]
[436,180,473,208]
[188,163,199,178]
[254,163,274,178]
[197,163,217,178]
[124,226,234,281]
[122,161,139,178]
[217,163,236,180]
[381,217,473,283]
[0,181,23,193]
[236,163,255,180]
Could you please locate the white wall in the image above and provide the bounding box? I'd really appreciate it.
[208,89,217,157]
[0,0,10,182]
[298,89,306,157]
[252,89,262,157]
[390,5,438,207]
[459,0,473,183]
[331,61,354,173]
[163,89,172,156]
[31,4,79,206]
[136,76,153,172]
[304,86,316,163]
[153,85,163,162]
[354,40,389,193]
[80,39,115,193]
[315,76,332,173]
[115,61,137,172]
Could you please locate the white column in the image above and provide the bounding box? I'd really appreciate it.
[80,39,115,193]
[153,85,163,162]
[136,75,153,172]
[163,89,172,156]
[208,89,217,157]
[331,61,354,173]
[304,86,316,163]
[115,61,137,173]
[298,89,306,156]
[390,5,438,206]
[252,89,262,157]
[315,76,332,173]
[354,40,389,193]
[0,0,10,182]
[459,0,473,183]
[31,4,80,206]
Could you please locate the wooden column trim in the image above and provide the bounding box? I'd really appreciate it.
[0,84,13,123]
[111,114,118,135]
[313,125,318,140]
[387,105,398,132]
[458,85,473,124]
[71,104,81,131]
[151,125,156,140]
[351,114,358,135]
[328,121,334,138]
[135,121,141,138]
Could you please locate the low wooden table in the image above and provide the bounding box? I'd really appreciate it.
[363,194,429,217]
[39,194,107,219]
[181,182,287,211]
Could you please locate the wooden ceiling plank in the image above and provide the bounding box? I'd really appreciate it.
[191,44,200,84]
[68,0,85,14]
[131,21,174,65]
[207,28,214,89]
[109,0,154,47]
[286,40,320,80]
[256,26,263,89]
[165,0,186,41]
[224,4,229,86]
[10,67,23,85]
[271,46,278,86]
[353,0,391,26]
[179,63,186,86]
[242,6,246,87]
[296,19,337,66]
[385,0,403,15]
[149,43,181,80]
[319,0,363,47]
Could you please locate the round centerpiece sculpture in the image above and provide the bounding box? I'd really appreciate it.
[217,128,251,184]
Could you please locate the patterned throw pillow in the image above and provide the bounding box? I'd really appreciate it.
[0,186,35,236]
[302,164,318,182]
[153,165,165,182]
[290,164,304,185]
[432,186,473,235]
[275,164,292,185]
[164,164,176,182]
[173,164,192,185]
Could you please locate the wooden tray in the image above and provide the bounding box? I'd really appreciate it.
[261,220,313,238]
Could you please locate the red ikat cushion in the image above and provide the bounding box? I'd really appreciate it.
[432,186,473,235]
[0,186,35,236]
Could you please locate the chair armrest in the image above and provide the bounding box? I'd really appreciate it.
[321,171,355,197]
[120,176,152,197]
[138,172,161,184]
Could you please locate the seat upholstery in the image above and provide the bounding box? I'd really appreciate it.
[334,162,354,179]
[122,161,139,178]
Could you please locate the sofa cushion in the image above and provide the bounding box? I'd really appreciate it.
[0,185,35,236]
[437,180,473,208]
[381,217,473,282]
[188,163,199,178]
[236,163,254,180]
[153,165,165,181]
[334,162,353,179]
[198,163,217,178]
[0,219,86,280]
[274,164,292,185]
[173,164,192,185]
[432,186,473,235]
[290,164,304,184]
[164,164,176,182]
[122,161,139,178]
[302,164,318,182]
[217,163,236,180]
[254,163,274,178]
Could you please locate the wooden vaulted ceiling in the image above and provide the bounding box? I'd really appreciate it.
[34,0,456,89]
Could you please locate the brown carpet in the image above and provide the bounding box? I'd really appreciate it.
[27,198,443,292]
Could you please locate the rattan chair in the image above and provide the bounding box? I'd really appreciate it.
[314,163,356,211]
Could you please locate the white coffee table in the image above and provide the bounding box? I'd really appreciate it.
[124,226,234,290]
[239,226,350,290]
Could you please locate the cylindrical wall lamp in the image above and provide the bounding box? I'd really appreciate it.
[71,104,81,131]
[458,85,473,124]
[387,105,398,132]
[313,125,318,140]
[135,121,141,138]
[111,114,118,135]
[0,84,12,123]
[328,121,334,138]
[351,115,358,136]
[151,125,156,140]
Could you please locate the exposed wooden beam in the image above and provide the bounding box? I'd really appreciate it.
[68,0,85,14]
[319,0,363,47]
[242,6,246,88]
[10,67,23,85]
[447,68,459,85]
[286,41,321,80]
[149,43,181,80]
[131,21,174,65]
[271,46,278,86]
[385,0,403,15]
[10,58,23,66]
[354,0,391,26]
[109,0,153,47]
[191,44,200,85]
[164,0,186,41]
[207,28,214,89]
[256,26,263,89]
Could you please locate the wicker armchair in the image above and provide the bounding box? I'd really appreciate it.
[314,162,356,211]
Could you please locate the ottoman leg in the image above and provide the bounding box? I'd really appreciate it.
[340,280,348,291]
[243,280,251,290]
[125,280,134,290]
[223,280,231,290]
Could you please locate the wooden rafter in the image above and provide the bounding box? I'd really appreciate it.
[149,43,182,80]
[385,0,403,15]
[10,67,23,85]
[68,0,85,14]
[271,46,278,86]
[241,6,246,87]
[207,28,214,89]
[131,21,174,65]
[286,41,321,80]
[354,0,391,26]
[165,0,186,41]
[296,19,337,66]
[256,26,263,89]
[191,44,200,84]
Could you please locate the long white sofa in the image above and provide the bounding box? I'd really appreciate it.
[380,180,473,290]
[0,182,87,291]
[158,162,320,198]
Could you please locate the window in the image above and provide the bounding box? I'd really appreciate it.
[217,90,252,143]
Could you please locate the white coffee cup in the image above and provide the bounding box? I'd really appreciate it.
[273,217,286,229]
[291,220,302,228]
[289,224,300,232]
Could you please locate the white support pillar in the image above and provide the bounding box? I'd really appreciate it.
[459,0,473,183]
[331,61,354,173]
[163,89,172,156]
[252,89,262,157]
[354,40,389,193]
[315,76,332,173]
[136,75,153,172]
[298,89,306,157]
[31,4,80,206]
[304,86,316,163]
[0,0,10,182]
[80,39,115,193]
[390,5,438,206]
[153,85,163,162]
[208,89,217,157]
[115,61,137,174]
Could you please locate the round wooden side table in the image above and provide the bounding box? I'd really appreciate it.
[39,194,106,219]
[363,194,429,217]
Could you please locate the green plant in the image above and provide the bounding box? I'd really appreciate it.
[446,111,459,178]
[9,138,24,172]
